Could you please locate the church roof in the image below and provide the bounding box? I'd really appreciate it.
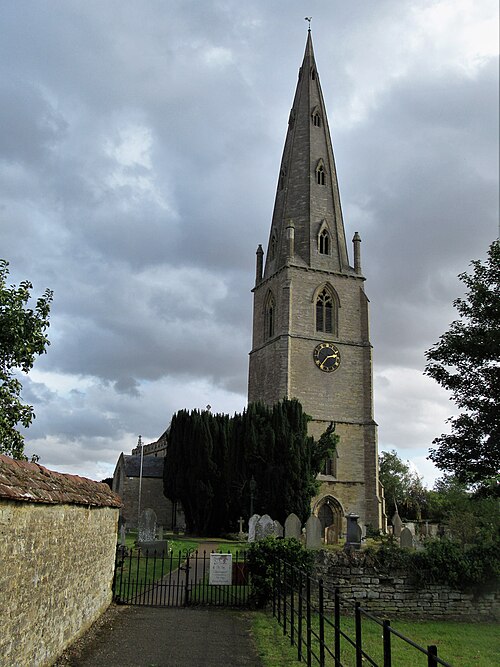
[122,454,164,478]
[263,30,351,278]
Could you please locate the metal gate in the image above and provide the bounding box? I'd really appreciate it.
[112,547,249,607]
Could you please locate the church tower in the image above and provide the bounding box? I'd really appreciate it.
[248,31,383,534]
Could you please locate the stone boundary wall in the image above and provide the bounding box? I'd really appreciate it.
[0,455,121,667]
[314,549,499,621]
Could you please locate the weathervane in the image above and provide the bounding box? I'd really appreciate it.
[304,17,312,30]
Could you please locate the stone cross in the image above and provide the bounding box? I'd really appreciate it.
[238,517,245,535]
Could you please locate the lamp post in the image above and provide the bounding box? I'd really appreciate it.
[137,435,144,526]
[249,475,257,517]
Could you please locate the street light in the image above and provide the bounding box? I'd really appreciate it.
[137,435,144,525]
[249,475,257,517]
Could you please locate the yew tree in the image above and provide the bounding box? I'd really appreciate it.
[0,260,53,459]
[424,240,499,490]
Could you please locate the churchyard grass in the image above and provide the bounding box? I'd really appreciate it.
[251,611,500,667]
[114,536,201,595]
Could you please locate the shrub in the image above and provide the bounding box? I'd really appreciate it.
[247,537,314,608]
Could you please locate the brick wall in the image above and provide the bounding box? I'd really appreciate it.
[0,455,121,667]
[314,550,499,621]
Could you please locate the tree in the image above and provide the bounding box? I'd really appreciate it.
[163,399,338,535]
[379,450,428,522]
[425,240,500,490]
[0,260,53,459]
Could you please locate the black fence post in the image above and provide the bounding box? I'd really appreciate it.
[277,559,282,624]
[355,601,362,667]
[334,587,340,666]
[298,571,303,663]
[383,619,391,667]
[283,560,288,636]
[428,645,438,666]
[319,578,325,667]
[306,575,312,667]
[184,552,190,606]
[272,556,277,617]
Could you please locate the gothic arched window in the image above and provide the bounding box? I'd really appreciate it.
[316,163,326,185]
[316,288,334,333]
[319,229,330,255]
[265,293,276,339]
[312,107,321,127]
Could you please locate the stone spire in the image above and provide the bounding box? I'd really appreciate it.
[263,31,350,279]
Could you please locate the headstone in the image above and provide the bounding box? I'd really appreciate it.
[255,514,275,541]
[345,513,361,550]
[238,517,245,536]
[157,525,163,541]
[138,508,157,543]
[400,526,414,549]
[248,514,260,542]
[273,520,284,538]
[120,523,126,547]
[305,515,322,548]
[405,521,416,535]
[392,510,403,538]
[284,513,302,540]
[325,524,338,545]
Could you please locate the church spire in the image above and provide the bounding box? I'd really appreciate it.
[263,31,350,278]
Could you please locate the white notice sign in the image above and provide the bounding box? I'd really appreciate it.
[209,553,232,586]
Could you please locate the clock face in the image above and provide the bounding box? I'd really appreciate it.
[313,342,341,373]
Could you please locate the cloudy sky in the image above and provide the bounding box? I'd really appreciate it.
[1,1,498,486]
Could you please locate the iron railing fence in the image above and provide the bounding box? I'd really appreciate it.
[273,558,453,667]
[113,547,249,607]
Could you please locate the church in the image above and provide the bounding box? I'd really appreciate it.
[114,31,385,537]
[248,30,385,536]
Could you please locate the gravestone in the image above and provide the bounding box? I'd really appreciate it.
[273,520,284,538]
[392,510,403,538]
[238,517,245,536]
[120,523,126,547]
[400,526,414,549]
[325,523,338,545]
[284,513,302,540]
[345,513,361,550]
[305,515,322,548]
[138,508,168,556]
[255,514,274,541]
[248,514,260,542]
[138,508,157,542]
[158,525,163,541]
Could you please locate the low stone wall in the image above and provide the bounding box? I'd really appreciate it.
[314,549,499,621]
[0,455,121,667]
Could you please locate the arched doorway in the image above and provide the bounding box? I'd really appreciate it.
[314,495,343,543]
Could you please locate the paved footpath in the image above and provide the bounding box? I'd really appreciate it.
[55,542,263,667]
[58,605,263,667]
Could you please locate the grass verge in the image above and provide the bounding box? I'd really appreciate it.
[251,610,500,667]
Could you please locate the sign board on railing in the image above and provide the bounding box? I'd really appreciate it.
[209,553,232,585]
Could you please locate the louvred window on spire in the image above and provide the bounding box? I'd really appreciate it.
[316,162,326,186]
[265,293,275,339]
[319,229,330,255]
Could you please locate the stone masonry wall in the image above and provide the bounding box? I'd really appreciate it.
[314,550,499,621]
[0,455,121,667]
